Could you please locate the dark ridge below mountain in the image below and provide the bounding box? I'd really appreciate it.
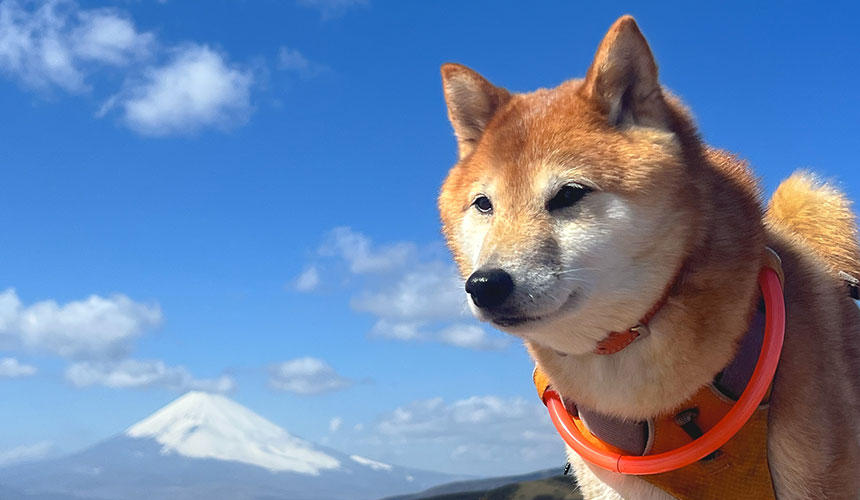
[381,468,582,500]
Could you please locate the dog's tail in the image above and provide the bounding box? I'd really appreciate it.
[766,171,860,278]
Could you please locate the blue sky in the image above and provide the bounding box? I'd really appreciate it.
[0,0,858,477]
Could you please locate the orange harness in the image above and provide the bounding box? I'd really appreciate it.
[534,252,785,500]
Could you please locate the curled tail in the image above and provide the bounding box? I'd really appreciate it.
[766,171,860,278]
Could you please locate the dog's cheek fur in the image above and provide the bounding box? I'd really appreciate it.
[439,164,479,279]
[458,207,492,272]
[514,193,693,355]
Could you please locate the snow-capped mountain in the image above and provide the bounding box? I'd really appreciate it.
[126,391,341,474]
[0,392,462,500]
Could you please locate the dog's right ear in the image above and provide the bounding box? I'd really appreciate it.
[582,16,670,130]
[441,63,511,159]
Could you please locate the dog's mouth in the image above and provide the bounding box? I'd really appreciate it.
[492,315,543,327]
[488,291,580,329]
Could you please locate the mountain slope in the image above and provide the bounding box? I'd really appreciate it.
[0,392,461,500]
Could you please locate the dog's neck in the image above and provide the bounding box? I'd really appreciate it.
[592,264,684,356]
[527,148,766,420]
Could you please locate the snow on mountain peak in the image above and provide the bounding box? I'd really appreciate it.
[350,455,392,471]
[126,391,340,474]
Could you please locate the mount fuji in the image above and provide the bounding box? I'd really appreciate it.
[0,392,462,500]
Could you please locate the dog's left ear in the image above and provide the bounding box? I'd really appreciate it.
[582,15,670,130]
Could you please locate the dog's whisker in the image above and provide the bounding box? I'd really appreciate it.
[558,276,588,283]
[554,267,598,276]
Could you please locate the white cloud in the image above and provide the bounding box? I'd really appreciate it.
[0,357,37,377]
[0,288,162,360]
[350,261,466,321]
[277,47,326,79]
[0,0,152,92]
[294,266,320,292]
[72,8,154,65]
[305,227,509,350]
[269,357,353,395]
[329,416,342,433]
[0,1,263,136]
[331,395,564,476]
[65,359,236,393]
[296,0,367,19]
[438,323,509,351]
[0,441,54,466]
[0,288,241,395]
[369,319,422,341]
[0,288,240,394]
[107,45,253,136]
[376,396,541,438]
[321,227,416,274]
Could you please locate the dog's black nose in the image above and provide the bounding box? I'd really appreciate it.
[466,268,514,309]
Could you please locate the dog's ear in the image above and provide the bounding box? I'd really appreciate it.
[441,63,511,159]
[582,16,670,130]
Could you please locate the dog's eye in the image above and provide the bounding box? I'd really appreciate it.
[472,195,493,214]
[547,184,591,211]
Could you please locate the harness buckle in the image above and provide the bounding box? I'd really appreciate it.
[839,271,860,300]
[675,408,721,461]
[630,323,651,339]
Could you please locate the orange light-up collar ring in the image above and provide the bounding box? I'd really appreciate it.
[542,267,785,475]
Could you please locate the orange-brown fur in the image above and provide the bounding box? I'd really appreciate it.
[768,172,860,278]
[439,15,860,500]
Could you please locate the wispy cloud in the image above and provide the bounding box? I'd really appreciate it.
[65,359,236,393]
[320,226,416,274]
[299,227,509,350]
[349,260,463,320]
[0,441,54,466]
[0,357,37,377]
[293,266,321,292]
[0,0,153,93]
[295,0,368,19]
[437,324,508,351]
[277,47,327,79]
[0,288,161,360]
[72,7,154,65]
[330,395,563,476]
[269,357,353,395]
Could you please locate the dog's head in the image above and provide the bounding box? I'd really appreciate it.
[438,16,703,355]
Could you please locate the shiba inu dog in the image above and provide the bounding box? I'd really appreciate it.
[438,15,860,500]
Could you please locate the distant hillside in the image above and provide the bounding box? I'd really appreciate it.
[382,469,582,500]
[0,392,461,500]
[0,485,98,500]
